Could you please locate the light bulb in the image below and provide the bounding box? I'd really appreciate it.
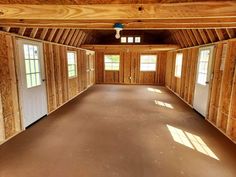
[115,32,120,39]
[114,28,122,39]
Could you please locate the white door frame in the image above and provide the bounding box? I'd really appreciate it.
[15,38,48,129]
[193,45,215,117]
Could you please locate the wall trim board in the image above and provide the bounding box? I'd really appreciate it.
[207,119,236,144]
[0,130,23,145]
[166,86,193,108]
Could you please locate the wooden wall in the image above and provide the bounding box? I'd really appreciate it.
[43,44,95,113]
[0,33,21,141]
[166,40,236,142]
[95,50,167,85]
[0,32,95,143]
[165,47,199,104]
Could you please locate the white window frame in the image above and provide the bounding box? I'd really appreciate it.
[67,51,77,79]
[140,55,157,72]
[23,43,42,88]
[121,37,127,43]
[135,36,141,43]
[104,54,120,71]
[175,53,183,78]
[120,36,141,44]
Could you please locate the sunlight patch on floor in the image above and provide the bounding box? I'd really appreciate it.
[167,125,219,160]
[155,100,174,109]
[147,88,162,93]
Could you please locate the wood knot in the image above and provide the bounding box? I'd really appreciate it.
[138,6,144,12]
[0,11,4,15]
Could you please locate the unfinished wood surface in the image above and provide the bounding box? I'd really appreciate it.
[165,47,198,105]
[0,33,21,140]
[44,43,95,112]
[0,3,236,21]
[95,50,166,85]
[166,40,236,143]
[2,19,236,29]
[82,44,180,52]
[0,32,95,143]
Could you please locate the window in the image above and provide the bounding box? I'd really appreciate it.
[121,37,127,43]
[197,49,210,85]
[23,44,41,88]
[140,55,157,71]
[104,55,120,71]
[128,37,133,43]
[135,37,141,43]
[120,36,141,44]
[175,53,183,78]
[67,51,77,78]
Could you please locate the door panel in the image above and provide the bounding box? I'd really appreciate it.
[17,39,48,128]
[193,46,214,117]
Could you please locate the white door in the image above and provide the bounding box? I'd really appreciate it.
[193,46,214,117]
[17,39,48,128]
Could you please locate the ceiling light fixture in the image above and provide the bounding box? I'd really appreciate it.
[113,23,124,39]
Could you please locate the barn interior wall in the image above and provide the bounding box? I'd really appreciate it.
[165,39,236,142]
[0,32,95,143]
[95,50,167,85]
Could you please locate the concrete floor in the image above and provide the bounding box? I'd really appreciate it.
[0,85,236,177]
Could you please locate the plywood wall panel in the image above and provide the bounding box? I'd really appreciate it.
[0,32,95,143]
[95,50,167,85]
[43,43,95,113]
[166,40,236,143]
[0,33,21,140]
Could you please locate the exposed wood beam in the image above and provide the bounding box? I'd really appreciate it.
[0,3,236,20]
[1,19,236,29]
[81,33,88,45]
[205,29,216,43]
[191,29,203,45]
[59,29,70,44]
[29,28,38,38]
[18,27,26,35]
[76,32,86,47]
[48,28,57,42]
[215,29,225,41]
[2,26,10,32]
[69,30,80,46]
[54,29,64,43]
[198,29,209,44]
[64,29,76,45]
[226,28,236,39]
[74,30,83,47]
[40,28,48,40]
[178,30,189,47]
[173,32,185,48]
[81,44,180,51]
[0,30,93,52]
[186,29,198,46]
[182,30,192,47]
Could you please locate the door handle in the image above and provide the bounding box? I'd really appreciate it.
[205,81,209,84]
[42,79,46,82]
